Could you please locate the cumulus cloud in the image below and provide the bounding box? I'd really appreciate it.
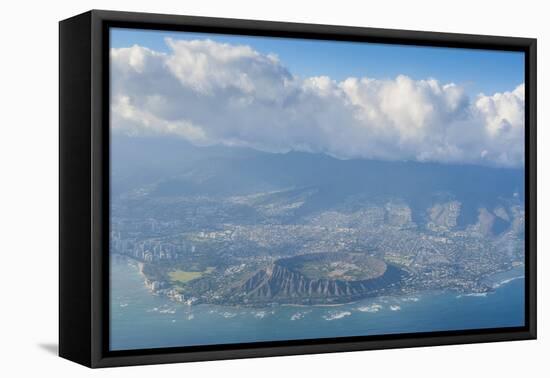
[110,39,525,168]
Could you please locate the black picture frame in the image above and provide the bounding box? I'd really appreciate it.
[59,9,537,368]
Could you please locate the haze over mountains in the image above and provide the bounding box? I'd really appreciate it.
[112,134,524,232]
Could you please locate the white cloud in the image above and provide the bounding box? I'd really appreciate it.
[112,95,207,143]
[110,39,525,168]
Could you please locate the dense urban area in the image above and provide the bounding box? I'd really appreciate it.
[111,184,525,306]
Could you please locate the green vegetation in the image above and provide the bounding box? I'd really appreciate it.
[169,270,203,284]
[286,253,387,281]
[168,267,216,285]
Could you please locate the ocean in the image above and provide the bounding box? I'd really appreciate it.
[110,256,525,351]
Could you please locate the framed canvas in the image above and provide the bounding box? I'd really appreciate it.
[59,10,537,368]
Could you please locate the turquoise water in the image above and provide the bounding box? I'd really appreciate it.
[110,257,525,351]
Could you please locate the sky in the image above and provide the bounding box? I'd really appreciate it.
[111,28,524,96]
[109,27,526,168]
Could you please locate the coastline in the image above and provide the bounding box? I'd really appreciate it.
[111,256,526,351]
[114,254,525,310]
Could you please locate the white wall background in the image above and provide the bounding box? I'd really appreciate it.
[0,0,546,376]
